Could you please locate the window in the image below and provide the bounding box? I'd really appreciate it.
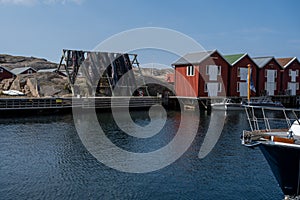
[206,65,221,75]
[0,68,3,73]
[289,69,299,76]
[186,65,195,76]
[297,83,300,90]
[28,70,32,74]
[237,67,240,77]
[237,82,240,92]
[265,69,277,78]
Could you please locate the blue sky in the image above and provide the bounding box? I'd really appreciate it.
[0,0,299,66]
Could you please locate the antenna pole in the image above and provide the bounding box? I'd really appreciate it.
[247,64,251,102]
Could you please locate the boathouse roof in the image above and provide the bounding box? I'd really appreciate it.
[252,57,277,68]
[223,53,247,65]
[0,65,14,73]
[10,67,36,75]
[276,57,298,68]
[172,50,230,66]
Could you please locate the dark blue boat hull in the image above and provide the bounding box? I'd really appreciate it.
[259,143,300,196]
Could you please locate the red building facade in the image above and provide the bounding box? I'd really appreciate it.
[224,54,258,97]
[0,66,15,81]
[253,57,282,96]
[173,50,230,97]
[277,57,300,95]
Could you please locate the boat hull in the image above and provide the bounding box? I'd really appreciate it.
[259,143,300,196]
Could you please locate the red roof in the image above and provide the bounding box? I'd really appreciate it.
[276,57,295,68]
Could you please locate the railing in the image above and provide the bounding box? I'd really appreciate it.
[244,105,300,133]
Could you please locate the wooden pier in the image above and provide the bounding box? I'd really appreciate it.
[0,96,162,111]
[0,95,298,114]
[166,95,300,110]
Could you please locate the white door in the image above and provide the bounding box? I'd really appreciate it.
[239,82,248,97]
[267,70,276,82]
[208,65,218,81]
[288,82,297,95]
[207,83,218,97]
[266,82,275,96]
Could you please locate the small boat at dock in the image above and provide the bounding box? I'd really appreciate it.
[211,98,243,111]
[242,96,284,108]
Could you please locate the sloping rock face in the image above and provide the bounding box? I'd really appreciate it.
[0,54,58,71]
[0,78,14,91]
[0,72,71,97]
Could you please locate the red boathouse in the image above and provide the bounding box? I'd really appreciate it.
[172,50,230,97]
[252,57,282,96]
[224,53,258,97]
[277,57,300,95]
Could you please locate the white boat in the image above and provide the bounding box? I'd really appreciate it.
[211,98,243,110]
[241,105,300,198]
[2,90,25,96]
[242,96,284,108]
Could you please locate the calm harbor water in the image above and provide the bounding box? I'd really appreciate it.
[0,109,283,199]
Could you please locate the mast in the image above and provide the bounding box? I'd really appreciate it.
[247,64,251,102]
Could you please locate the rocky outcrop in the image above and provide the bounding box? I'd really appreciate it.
[0,72,71,97]
[0,53,175,97]
[0,54,58,71]
[0,78,14,91]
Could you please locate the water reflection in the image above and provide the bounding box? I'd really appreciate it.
[0,110,283,199]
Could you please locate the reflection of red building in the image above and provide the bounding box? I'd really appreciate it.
[0,66,15,81]
[252,57,282,96]
[277,57,300,95]
[224,53,258,97]
[172,50,230,97]
[166,73,174,83]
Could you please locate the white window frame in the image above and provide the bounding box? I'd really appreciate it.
[289,69,299,77]
[28,70,32,74]
[265,69,277,78]
[204,82,222,93]
[206,65,221,75]
[186,65,195,76]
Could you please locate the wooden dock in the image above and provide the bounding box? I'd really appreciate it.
[0,96,162,111]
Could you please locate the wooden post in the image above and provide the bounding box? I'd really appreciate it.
[247,64,251,102]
